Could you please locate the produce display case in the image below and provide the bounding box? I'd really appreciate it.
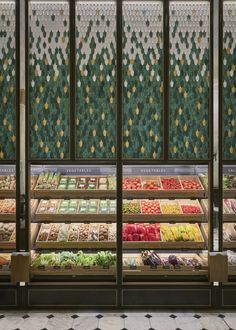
[0,0,20,308]
[23,0,214,308]
[122,165,210,281]
[29,165,117,281]
[219,0,236,307]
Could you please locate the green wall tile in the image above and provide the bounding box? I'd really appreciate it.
[169,1,210,160]
[123,1,164,160]
[29,1,70,160]
[76,2,116,159]
[223,1,236,160]
[0,2,16,160]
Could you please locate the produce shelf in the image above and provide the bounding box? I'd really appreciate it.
[31,189,116,199]
[0,242,15,250]
[223,214,236,222]
[224,241,236,249]
[0,191,16,198]
[30,265,116,277]
[35,241,116,249]
[123,214,205,223]
[123,199,205,223]
[34,240,205,250]
[123,190,205,199]
[123,241,205,250]
[123,175,205,198]
[33,213,117,222]
[223,190,236,198]
[0,214,16,222]
[228,266,236,276]
[123,253,208,276]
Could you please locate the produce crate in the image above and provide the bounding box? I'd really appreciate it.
[228,265,236,276]
[160,223,205,250]
[35,223,116,249]
[141,176,163,190]
[0,253,11,275]
[199,174,208,196]
[0,230,15,249]
[123,199,205,223]
[223,199,236,222]
[0,199,16,222]
[200,223,208,243]
[178,175,205,197]
[200,199,209,215]
[123,175,205,198]
[32,175,116,199]
[31,175,38,190]
[34,199,116,222]
[160,199,183,215]
[177,199,205,222]
[223,223,236,248]
[123,253,208,276]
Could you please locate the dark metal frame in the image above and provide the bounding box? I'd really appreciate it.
[22,0,215,308]
[0,0,21,308]
[218,0,236,308]
[0,0,20,249]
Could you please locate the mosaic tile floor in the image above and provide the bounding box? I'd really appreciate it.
[0,311,236,330]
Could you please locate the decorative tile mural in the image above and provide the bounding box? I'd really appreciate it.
[76,1,116,159]
[169,1,210,160]
[0,1,16,160]
[123,1,163,159]
[223,1,236,160]
[29,1,70,160]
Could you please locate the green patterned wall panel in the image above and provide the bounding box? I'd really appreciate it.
[76,1,116,159]
[0,2,16,160]
[29,1,70,160]
[123,1,163,159]
[169,1,210,160]
[223,2,236,160]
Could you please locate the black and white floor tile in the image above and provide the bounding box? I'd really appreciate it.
[0,311,235,330]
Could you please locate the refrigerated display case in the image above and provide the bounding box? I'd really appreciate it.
[23,0,215,308]
[219,0,236,307]
[29,165,117,281]
[0,0,20,307]
[122,165,209,282]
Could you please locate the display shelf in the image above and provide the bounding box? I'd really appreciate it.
[0,214,16,222]
[223,199,236,222]
[31,189,116,199]
[33,214,117,223]
[0,253,11,277]
[0,241,15,250]
[123,199,206,223]
[228,266,236,276]
[34,241,205,250]
[0,191,16,199]
[123,214,205,223]
[201,199,209,215]
[123,253,208,277]
[223,214,236,222]
[123,241,205,250]
[223,190,236,198]
[123,190,205,199]
[223,223,236,248]
[30,251,116,277]
[31,265,116,277]
[35,241,116,249]
[33,198,116,222]
[123,175,205,198]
